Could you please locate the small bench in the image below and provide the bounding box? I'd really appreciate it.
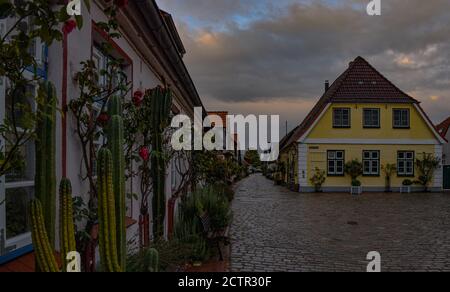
[199,213,230,261]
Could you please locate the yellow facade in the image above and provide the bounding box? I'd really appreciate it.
[307,103,436,140]
[306,144,436,188]
[300,103,442,191]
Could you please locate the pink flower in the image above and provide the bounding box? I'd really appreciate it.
[63,20,77,35]
[97,113,110,127]
[139,147,150,161]
[133,91,144,107]
[115,0,129,8]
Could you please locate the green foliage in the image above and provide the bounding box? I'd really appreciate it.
[107,101,126,269]
[402,179,413,186]
[310,168,326,192]
[149,86,173,240]
[97,148,122,272]
[345,159,363,184]
[382,163,397,192]
[35,81,57,248]
[29,199,59,272]
[351,179,362,187]
[0,0,76,178]
[59,178,76,272]
[414,153,441,191]
[244,150,261,168]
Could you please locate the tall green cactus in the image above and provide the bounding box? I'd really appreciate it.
[106,96,126,270]
[35,81,57,248]
[97,148,122,272]
[144,248,159,272]
[30,199,59,273]
[150,86,173,239]
[59,178,76,272]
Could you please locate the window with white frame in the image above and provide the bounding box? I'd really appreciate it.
[363,109,380,128]
[398,151,414,176]
[333,108,351,128]
[328,150,345,176]
[2,82,36,241]
[393,109,410,129]
[363,151,380,176]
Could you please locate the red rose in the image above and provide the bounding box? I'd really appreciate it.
[139,147,150,161]
[114,0,129,8]
[63,19,77,35]
[133,91,144,107]
[97,113,110,127]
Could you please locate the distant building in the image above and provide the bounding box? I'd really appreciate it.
[279,56,445,193]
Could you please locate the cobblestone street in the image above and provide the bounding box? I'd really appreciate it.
[230,174,450,272]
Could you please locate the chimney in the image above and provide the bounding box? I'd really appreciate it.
[325,80,330,92]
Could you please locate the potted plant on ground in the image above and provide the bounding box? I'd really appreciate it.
[345,159,363,195]
[414,153,441,192]
[382,163,397,193]
[351,179,362,195]
[401,179,413,194]
[310,168,326,193]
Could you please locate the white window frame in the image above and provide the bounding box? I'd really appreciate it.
[327,150,345,176]
[363,150,380,176]
[393,109,410,129]
[363,108,380,128]
[398,151,415,177]
[333,108,351,128]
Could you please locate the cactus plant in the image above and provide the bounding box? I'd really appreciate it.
[106,111,126,269]
[30,199,59,272]
[150,86,173,239]
[35,81,57,248]
[97,148,122,272]
[144,248,159,272]
[59,178,76,272]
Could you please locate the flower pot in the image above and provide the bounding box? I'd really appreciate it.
[400,186,411,194]
[351,186,362,195]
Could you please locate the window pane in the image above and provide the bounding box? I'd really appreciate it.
[6,186,34,239]
[328,152,335,159]
[336,151,343,159]
[5,139,35,183]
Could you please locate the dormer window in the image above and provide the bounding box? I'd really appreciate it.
[333,108,351,128]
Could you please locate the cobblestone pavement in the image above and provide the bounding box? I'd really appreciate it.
[230,174,450,272]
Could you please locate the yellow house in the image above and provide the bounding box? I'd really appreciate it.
[280,56,445,193]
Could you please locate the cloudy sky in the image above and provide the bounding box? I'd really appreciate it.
[158,0,450,134]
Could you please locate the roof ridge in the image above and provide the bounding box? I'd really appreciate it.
[353,56,418,103]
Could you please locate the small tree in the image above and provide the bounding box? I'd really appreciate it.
[345,159,363,186]
[310,168,326,192]
[382,163,397,192]
[414,153,441,192]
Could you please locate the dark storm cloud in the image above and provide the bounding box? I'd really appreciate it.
[159,0,450,125]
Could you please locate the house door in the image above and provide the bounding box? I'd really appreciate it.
[444,166,450,190]
[0,79,36,264]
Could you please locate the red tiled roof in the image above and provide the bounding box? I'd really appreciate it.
[208,111,229,128]
[281,56,421,150]
[437,117,450,138]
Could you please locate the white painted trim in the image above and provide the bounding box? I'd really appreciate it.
[298,144,308,188]
[413,104,446,144]
[434,144,443,188]
[303,138,440,145]
[298,103,331,143]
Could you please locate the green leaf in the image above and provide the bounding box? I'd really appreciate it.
[75,15,83,29]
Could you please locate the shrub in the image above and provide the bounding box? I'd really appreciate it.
[310,168,326,192]
[345,159,363,185]
[352,179,362,187]
[402,179,413,186]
